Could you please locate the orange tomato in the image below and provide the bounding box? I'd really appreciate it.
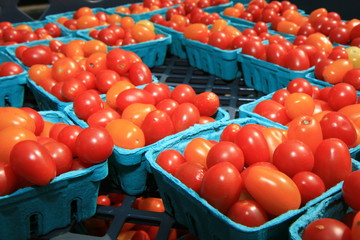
[39,120,55,137]
[14,24,32,32]
[322,59,353,84]
[131,24,155,43]
[28,64,52,84]
[0,107,36,132]
[76,15,99,29]
[338,104,360,124]
[210,19,228,32]
[223,7,241,18]
[121,103,156,127]
[137,197,165,212]
[276,21,300,35]
[82,40,108,57]
[52,57,81,82]
[105,119,145,149]
[222,25,242,42]
[84,52,107,75]
[64,40,85,59]
[106,80,135,109]
[261,127,287,162]
[184,137,214,168]
[116,6,130,14]
[305,33,333,54]
[284,93,315,120]
[308,8,328,24]
[120,16,135,31]
[0,126,37,163]
[107,14,122,24]
[73,7,94,19]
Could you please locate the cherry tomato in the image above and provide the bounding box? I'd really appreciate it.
[302,218,352,240]
[287,78,313,96]
[21,45,53,67]
[174,162,206,194]
[206,141,244,171]
[266,43,287,67]
[0,162,18,196]
[208,31,230,50]
[87,108,121,128]
[227,199,269,227]
[184,23,209,43]
[284,93,315,120]
[128,62,152,86]
[292,171,326,206]
[10,140,56,186]
[342,170,360,211]
[244,165,301,216]
[183,137,213,168]
[285,48,311,71]
[75,126,114,164]
[193,91,219,117]
[242,40,266,60]
[171,84,197,104]
[313,138,352,189]
[143,82,171,105]
[352,211,360,240]
[253,99,291,125]
[343,68,360,90]
[106,48,131,75]
[156,149,186,176]
[220,123,241,143]
[200,161,243,214]
[271,89,290,105]
[171,103,200,133]
[95,69,121,93]
[57,125,83,156]
[116,88,155,112]
[43,141,73,175]
[327,82,357,111]
[141,110,175,145]
[322,59,353,84]
[73,90,104,121]
[20,107,44,136]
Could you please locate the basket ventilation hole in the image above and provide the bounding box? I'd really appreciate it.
[29,213,40,237]
[4,95,11,106]
[71,199,78,220]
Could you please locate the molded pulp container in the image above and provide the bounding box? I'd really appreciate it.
[238,90,360,159]
[0,111,108,240]
[145,117,360,240]
[289,191,350,240]
[154,23,187,59]
[63,85,230,195]
[0,52,27,107]
[77,27,172,68]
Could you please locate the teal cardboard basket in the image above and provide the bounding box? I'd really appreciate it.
[64,84,230,195]
[145,117,360,240]
[154,23,187,59]
[0,52,27,107]
[0,111,108,240]
[77,27,172,68]
[289,191,351,240]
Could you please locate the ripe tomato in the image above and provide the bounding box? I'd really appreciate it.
[106,48,131,75]
[128,62,152,86]
[170,84,197,104]
[105,119,145,149]
[284,92,315,120]
[285,48,310,71]
[156,149,186,176]
[21,45,53,67]
[116,88,155,112]
[244,165,301,216]
[143,82,171,105]
[305,32,333,54]
[49,123,67,141]
[327,82,357,111]
[183,23,209,43]
[131,24,155,43]
[10,140,56,186]
[287,115,323,154]
[343,68,360,90]
[352,211,360,240]
[200,161,243,214]
[220,123,241,143]
[171,103,200,133]
[272,139,314,177]
[87,108,121,128]
[0,162,18,196]
[313,138,352,189]
[43,141,73,175]
[155,98,179,116]
[61,78,87,101]
[141,110,175,145]
[302,218,352,240]
[184,137,213,168]
[235,124,270,166]
[75,126,114,164]
[322,59,354,84]
[266,43,287,67]
[227,199,268,227]
[287,78,313,96]
[95,69,121,93]
[292,171,326,206]
[105,80,134,109]
[206,141,244,171]
[208,31,230,50]
[52,57,81,82]
[73,90,104,121]
[253,99,291,125]
[0,107,36,132]
[271,89,290,105]
[242,40,266,60]
[174,162,206,193]
[193,91,219,117]
[342,170,360,211]
[57,125,83,156]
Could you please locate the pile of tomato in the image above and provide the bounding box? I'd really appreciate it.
[301,170,360,240]
[0,21,63,46]
[0,107,114,196]
[114,0,181,15]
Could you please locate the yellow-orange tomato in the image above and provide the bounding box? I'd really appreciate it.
[305,33,333,54]
[14,24,33,32]
[0,126,37,163]
[120,16,135,31]
[184,23,210,43]
[0,107,36,132]
[73,7,94,19]
[184,137,214,168]
[276,21,300,35]
[284,93,315,120]
[338,104,360,124]
[170,15,189,27]
[131,24,156,43]
[82,40,108,57]
[64,40,85,59]
[322,59,353,84]
[76,15,100,29]
[106,80,135,109]
[28,64,52,84]
[223,7,241,18]
[105,119,145,149]
[222,25,242,42]
[346,46,360,68]
[210,19,228,32]
[121,103,156,127]
[233,3,245,12]
[136,20,155,31]
[116,6,130,14]
[107,14,122,24]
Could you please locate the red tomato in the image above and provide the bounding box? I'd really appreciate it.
[170,84,197,104]
[208,31,230,49]
[313,138,352,189]
[52,57,81,82]
[141,110,175,145]
[320,112,357,148]
[174,162,206,193]
[0,62,23,77]
[75,126,114,164]
[106,48,131,75]
[156,98,179,116]
[287,115,323,154]
[171,103,200,133]
[315,58,334,80]
[21,45,53,67]
[184,137,213,167]
[73,90,104,121]
[10,140,56,186]
[61,78,88,102]
[302,218,352,240]
[244,166,301,216]
[343,68,360,90]
[227,199,269,227]
[87,108,121,128]
[206,141,244,171]
[271,89,290,105]
[352,211,360,240]
[253,99,291,125]
[292,171,326,206]
[287,78,313,95]
[220,123,241,143]
[156,149,186,175]
[272,140,315,177]
[57,125,83,156]
[49,123,67,141]
[285,48,311,71]
[242,40,266,60]
[0,162,18,196]
[20,107,44,136]
[342,170,360,211]
[128,62,152,86]
[266,43,287,67]
[143,82,171,105]
[327,82,357,111]
[43,141,73,175]
[235,124,271,166]
[116,88,155,112]
[200,161,243,214]
[193,91,220,117]
[95,69,121,93]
